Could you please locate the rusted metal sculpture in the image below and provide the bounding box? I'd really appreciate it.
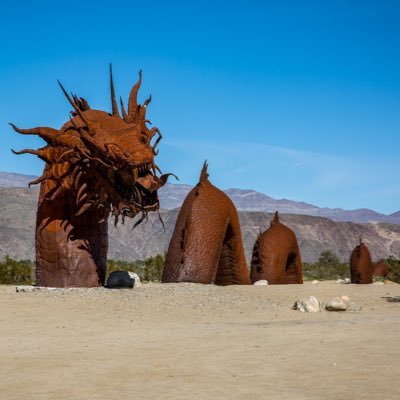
[10,66,173,287]
[350,239,373,284]
[162,162,250,285]
[250,212,303,284]
[373,259,390,279]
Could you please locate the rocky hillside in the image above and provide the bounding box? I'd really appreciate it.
[2,171,398,224]
[0,171,38,188]
[159,183,400,224]
[0,187,399,263]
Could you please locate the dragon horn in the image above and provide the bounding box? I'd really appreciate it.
[9,123,59,141]
[120,97,129,122]
[128,69,142,121]
[137,94,152,124]
[57,80,94,130]
[109,63,119,117]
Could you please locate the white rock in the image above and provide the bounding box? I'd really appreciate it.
[312,280,319,284]
[292,296,322,312]
[325,295,351,311]
[128,272,142,288]
[16,285,39,293]
[253,280,268,286]
[336,278,350,284]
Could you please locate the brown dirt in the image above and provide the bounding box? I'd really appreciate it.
[1,281,399,400]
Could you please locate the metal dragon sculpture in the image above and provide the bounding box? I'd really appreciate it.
[250,212,303,284]
[162,162,250,285]
[350,238,373,284]
[10,65,174,287]
[372,259,390,280]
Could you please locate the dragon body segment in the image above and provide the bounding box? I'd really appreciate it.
[350,239,373,284]
[11,66,173,287]
[162,163,250,285]
[250,212,303,284]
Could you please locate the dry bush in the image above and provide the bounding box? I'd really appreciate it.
[386,256,400,283]
[0,255,34,285]
[106,254,165,283]
[303,250,349,281]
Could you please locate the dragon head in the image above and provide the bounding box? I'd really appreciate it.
[10,65,176,226]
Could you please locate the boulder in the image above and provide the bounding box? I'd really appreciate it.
[106,270,138,289]
[127,272,142,288]
[292,296,322,312]
[325,295,351,311]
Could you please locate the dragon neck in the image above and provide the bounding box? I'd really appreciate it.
[35,181,108,287]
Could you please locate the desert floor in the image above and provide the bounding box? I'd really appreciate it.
[0,281,399,400]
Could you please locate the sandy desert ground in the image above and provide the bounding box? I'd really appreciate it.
[0,281,399,400]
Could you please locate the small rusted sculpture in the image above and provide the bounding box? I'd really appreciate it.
[10,66,174,287]
[250,212,303,284]
[373,259,390,279]
[162,162,250,285]
[350,239,373,284]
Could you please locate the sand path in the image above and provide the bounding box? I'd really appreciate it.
[1,282,399,399]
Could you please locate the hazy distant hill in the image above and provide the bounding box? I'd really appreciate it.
[3,171,397,224]
[0,185,399,263]
[159,183,400,224]
[389,211,400,219]
[0,171,38,188]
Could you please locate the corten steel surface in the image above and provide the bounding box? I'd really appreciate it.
[162,162,250,285]
[250,212,303,284]
[373,259,390,278]
[350,240,373,284]
[10,65,174,287]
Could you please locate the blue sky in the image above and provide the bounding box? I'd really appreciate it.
[1,0,399,213]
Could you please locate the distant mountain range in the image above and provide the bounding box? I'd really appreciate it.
[159,183,400,224]
[1,171,399,224]
[0,171,39,189]
[0,171,399,263]
[0,185,399,263]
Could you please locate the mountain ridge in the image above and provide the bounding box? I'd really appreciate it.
[1,171,398,224]
[0,187,399,263]
[158,183,400,224]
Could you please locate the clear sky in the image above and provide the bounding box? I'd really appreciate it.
[1,0,399,214]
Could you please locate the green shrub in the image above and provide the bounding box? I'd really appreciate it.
[106,254,165,283]
[0,255,34,285]
[143,254,165,282]
[386,256,400,283]
[0,254,166,286]
[106,259,142,279]
[303,250,349,281]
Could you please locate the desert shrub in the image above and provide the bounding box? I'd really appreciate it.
[0,255,35,285]
[386,256,400,283]
[106,254,165,283]
[106,259,142,279]
[0,254,166,285]
[143,254,165,282]
[303,250,349,281]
